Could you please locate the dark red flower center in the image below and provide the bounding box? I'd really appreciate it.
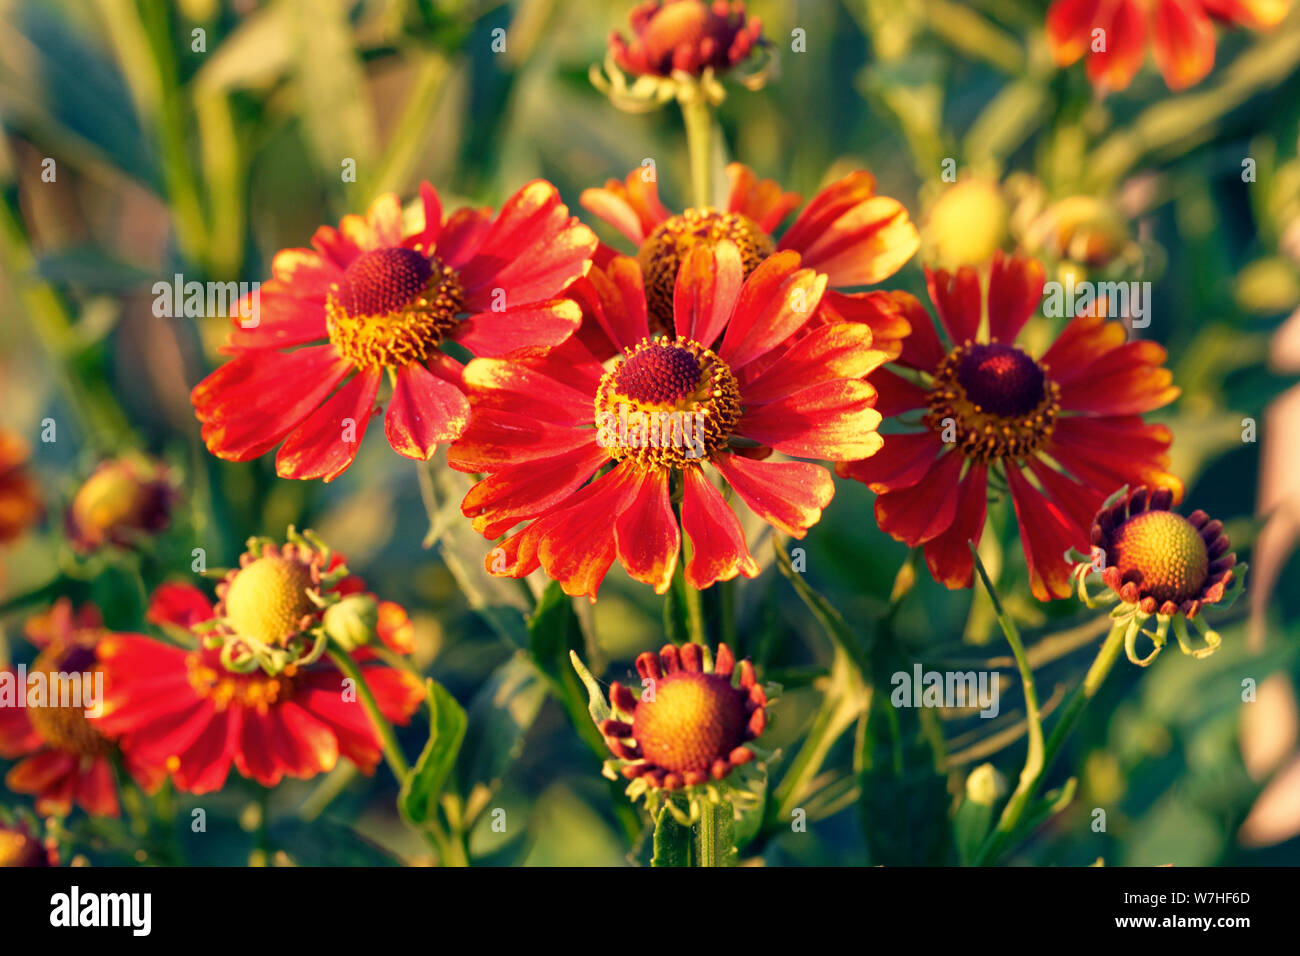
[336,248,434,316]
[326,248,463,371]
[632,670,748,774]
[613,340,703,403]
[595,339,741,467]
[925,342,1059,463]
[956,343,1047,417]
[1111,510,1210,605]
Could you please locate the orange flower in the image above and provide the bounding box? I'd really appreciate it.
[191,181,596,481]
[581,163,919,358]
[0,601,157,817]
[450,244,891,600]
[0,429,41,547]
[1046,0,1289,92]
[839,252,1182,601]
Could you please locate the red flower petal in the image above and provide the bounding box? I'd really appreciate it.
[717,252,826,371]
[922,463,988,589]
[535,462,643,601]
[816,289,914,361]
[448,407,598,473]
[452,298,584,358]
[461,442,609,539]
[193,345,353,460]
[725,163,802,233]
[1057,340,1179,414]
[1086,0,1148,91]
[614,467,681,594]
[838,430,943,493]
[460,356,596,426]
[873,449,964,546]
[737,379,883,460]
[580,168,672,246]
[783,196,919,288]
[146,582,215,629]
[275,369,381,482]
[1046,0,1103,66]
[675,241,745,348]
[410,181,443,251]
[871,367,931,417]
[1005,465,1086,601]
[75,757,120,817]
[712,453,834,538]
[987,253,1046,344]
[741,322,887,406]
[681,466,759,589]
[384,361,471,461]
[434,206,494,269]
[1151,0,1216,91]
[170,706,240,794]
[925,263,982,345]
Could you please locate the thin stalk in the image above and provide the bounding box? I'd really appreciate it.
[976,619,1128,865]
[325,647,408,781]
[680,92,714,209]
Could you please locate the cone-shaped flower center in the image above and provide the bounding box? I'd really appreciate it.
[326,247,463,371]
[26,646,109,756]
[637,209,773,334]
[926,342,1059,462]
[223,555,317,647]
[632,671,749,774]
[1111,510,1210,605]
[595,339,741,467]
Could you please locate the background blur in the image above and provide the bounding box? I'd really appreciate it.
[2,0,1300,866]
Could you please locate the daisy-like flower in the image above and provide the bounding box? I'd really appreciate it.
[92,536,422,793]
[1046,0,1290,93]
[839,252,1182,601]
[0,601,155,817]
[449,243,890,600]
[65,455,176,553]
[571,642,771,823]
[0,428,41,547]
[1072,485,1244,665]
[579,162,919,357]
[192,181,596,481]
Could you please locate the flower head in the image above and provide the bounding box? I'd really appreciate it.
[840,252,1182,601]
[450,243,892,600]
[1046,0,1290,93]
[581,163,919,356]
[610,0,766,78]
[572,642,772,822]
[1072,485,1244,665]
[94,571,422,794]
[65,455,175,553]
[0,428,42,547]
[0,601,155,818]
[192,181,596,481]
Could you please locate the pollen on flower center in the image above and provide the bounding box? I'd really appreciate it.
[637,208,774,334]
[26,647,109,756]
[632,671,749,774]
[326,247,463,371]
[222,555,317,647]
[925,342,1060,463]
[185,653,293,713]
[1111,510,1210,605]
[595,338,741,467]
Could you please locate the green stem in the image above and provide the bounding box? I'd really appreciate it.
[696,798,734,867]
[326,647,409,781]
[683,579,707,646]
[971,546,1044,801]
[680,91,714,209]
[976,619,1127,865]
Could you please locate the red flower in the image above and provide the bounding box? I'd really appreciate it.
[94,580,422,794]
[449,243,891,600]
[1046,0,1289,92]
[0,601,156,817]
[609,0,766,77]
[0,428,41,547]
[0,817,57,867]
[839,252,1182,601]
[192,181,597,481]
[580,163,919,357]
[65,456,176,553]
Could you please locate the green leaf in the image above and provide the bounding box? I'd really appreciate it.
[268,818,401,867]
[567,649,611,726]
[457,654,547,821]
[398,678,467,826]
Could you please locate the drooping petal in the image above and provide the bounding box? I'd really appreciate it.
[1151,0,1216,91]
[871,368,931,417]
[534,462,643,601]
[613,467,681,594]
[448,406,598,472]
[712,453,834,538]
[569,257,652,355]
[837,430,943,493]
[873,449,964,546]
[1005,464,1087,601]
[1048,416,1184,501]
[1046,0,1104,66]
[681,466,759,589]
[1057,340,1180,414]
[276,369,381,481]
[384,361,471,460]
[193,346,354,460]
[1085,0,1148,91]
[925,264,982,345]
[922,463,988,589]
[461,442,609,538]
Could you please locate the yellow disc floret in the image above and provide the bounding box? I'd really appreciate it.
[1111,510,1210,605]
[223,555,317,646]
[632,671,748,774]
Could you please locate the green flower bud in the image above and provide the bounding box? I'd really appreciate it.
[323,595,378,652]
